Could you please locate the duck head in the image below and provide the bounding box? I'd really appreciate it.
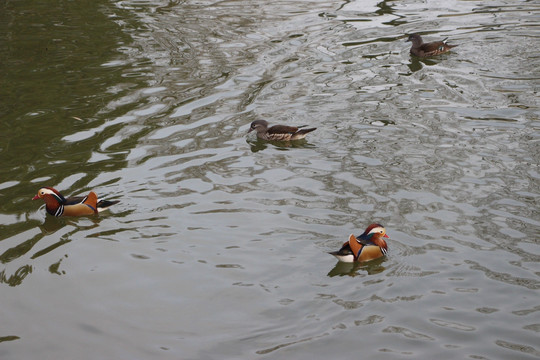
[32,187,65,204]
[248,120,269,134]
[406,33,423,46]
[360,223,389,250]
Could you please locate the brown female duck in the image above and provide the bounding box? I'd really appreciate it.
[407,33,457,57]
[248,120,316,141]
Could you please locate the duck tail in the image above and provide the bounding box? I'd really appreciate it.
[297,127,317,135]
[96,199,120,212]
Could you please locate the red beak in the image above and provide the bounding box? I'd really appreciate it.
[384,234,389,238]
[32,195,39,200]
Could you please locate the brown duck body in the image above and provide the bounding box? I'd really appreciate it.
[32,187,119,217]
[407,33,457,57]
[248,120,316,141]
[329,224,389,263]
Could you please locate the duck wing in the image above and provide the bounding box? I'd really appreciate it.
[267,125,299,134]
[354,233,377,246]
[330,241,354,257]
[64,196,86,205]
[417,40,456,56]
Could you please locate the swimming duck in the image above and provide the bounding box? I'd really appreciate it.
[32,187,119,217]
[248,120,316,141]
[407,33,457,57]
[329,223,389,262]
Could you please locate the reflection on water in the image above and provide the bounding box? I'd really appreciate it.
[327,257,387,277]
[247,138,317,152]
[1,0,539,359]
[406,56,439,72]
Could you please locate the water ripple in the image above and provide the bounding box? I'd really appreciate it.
[2,0,539,359]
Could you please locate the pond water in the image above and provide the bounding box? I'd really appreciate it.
[1,0,539,359]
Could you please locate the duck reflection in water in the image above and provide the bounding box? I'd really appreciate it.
[38,214,102,235]
[327,256,386,277]
[406,55,439,73]
[247,137,316,152]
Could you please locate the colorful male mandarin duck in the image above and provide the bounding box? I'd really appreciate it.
[248,120,316,141]
[329,223,389,262]
[407,33,457,58]
[32,187,119,217]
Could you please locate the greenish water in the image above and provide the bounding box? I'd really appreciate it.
[1,0,539,359]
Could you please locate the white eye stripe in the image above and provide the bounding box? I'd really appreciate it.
[40,188,57,196]
[368,227,384,235]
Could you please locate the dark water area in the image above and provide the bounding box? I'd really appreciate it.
[1,0,539,359]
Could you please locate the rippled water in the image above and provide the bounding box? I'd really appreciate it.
[1,0,539,359]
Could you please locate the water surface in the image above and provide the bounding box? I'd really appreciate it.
[1,0,539,359]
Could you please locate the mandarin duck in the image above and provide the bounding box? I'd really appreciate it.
[248,120,316,141]
[407,34,457,58]
[329,223,389,262]
[32,187,119,217]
